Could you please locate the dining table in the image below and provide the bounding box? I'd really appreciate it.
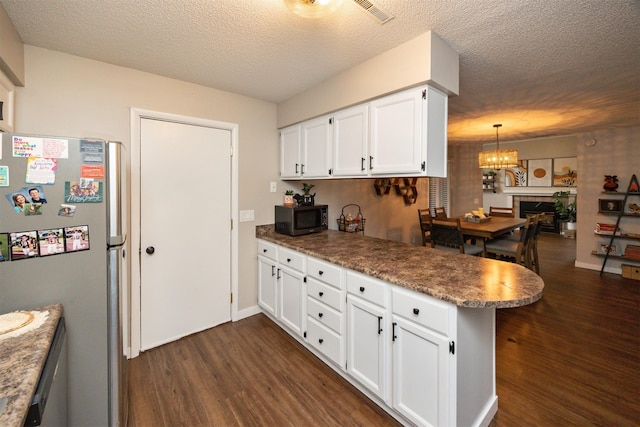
[459,216,527,256]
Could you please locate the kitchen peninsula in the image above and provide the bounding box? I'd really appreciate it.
[256,225,543,427]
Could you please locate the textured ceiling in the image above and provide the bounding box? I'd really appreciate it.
[1,0,638,144]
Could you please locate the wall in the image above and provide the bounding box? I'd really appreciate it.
[283,178,430,245]
[277,31,459,128]
[14,45,280,313]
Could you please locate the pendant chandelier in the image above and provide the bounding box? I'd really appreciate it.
[284,0,343,18]
[478,124,518,169]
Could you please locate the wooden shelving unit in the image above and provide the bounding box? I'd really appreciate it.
[599,174,640,275]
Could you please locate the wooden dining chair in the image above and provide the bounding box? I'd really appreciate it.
[528,214,545,274]
[489,206,514,217]
[485,215,538,269]
[417,208,432,246]
[431,206,448,219]
[429,217,483,256]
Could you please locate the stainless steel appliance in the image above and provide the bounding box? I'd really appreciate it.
[275,204,328,236]
[25,317,67,426]
[0,132,127,426]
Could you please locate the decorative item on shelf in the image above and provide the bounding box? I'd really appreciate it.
[283,190,295,207]
[294,183,315,206]
[627,203,640,215]
[603,175,619,192]
[478,124,518,169]
[598,199,623,213]
[596,241,621,256]
[595,223,621,235]
[624,244,640,260]
[629,174,640,193]
[337,204,365,234]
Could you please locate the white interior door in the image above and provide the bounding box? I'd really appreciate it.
[140,118,231,351]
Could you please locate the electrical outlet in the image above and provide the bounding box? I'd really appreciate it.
[270,182,277,193]
[473,198,479,205]
[239,210,255,222]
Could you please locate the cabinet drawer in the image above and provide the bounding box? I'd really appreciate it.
[307,297,342,334]
[306,317,343,367]
[392,287,451,335]
[307,277,343,311]
[278,247,306,272]
[346,271,387,306]
[257,240,277,261]
[307,257,342,289]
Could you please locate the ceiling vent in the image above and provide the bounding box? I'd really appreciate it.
[352,0,394,24]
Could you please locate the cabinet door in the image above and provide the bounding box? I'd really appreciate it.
[258,256,277,317]
[392,316,450,427]
[332,105,369,177]
[280,125,301,178]
[301,116,332,178]
[278,266,305,337]
[369,88,423,175]
[346,294,386,400]
[423,86,448,178]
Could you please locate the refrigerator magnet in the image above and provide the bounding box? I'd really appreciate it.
[65,225,90,253]
[9,231,39,260]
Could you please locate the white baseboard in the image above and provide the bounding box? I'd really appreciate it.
[234,304,262,321]
[575,260,621,274]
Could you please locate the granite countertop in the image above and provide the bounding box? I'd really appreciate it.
[257,225,544,308]
[0,304,63,427]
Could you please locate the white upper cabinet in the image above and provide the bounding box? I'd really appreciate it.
[280,125,302,178]
[280,84,448,180]
[369,87,424,175]
[332,104,369,177]
[301,116,332,178]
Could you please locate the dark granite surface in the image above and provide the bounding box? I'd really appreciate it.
[257,225,544,308]
[0,304,63,427]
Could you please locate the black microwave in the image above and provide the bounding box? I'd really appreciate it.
[275,205,328,236]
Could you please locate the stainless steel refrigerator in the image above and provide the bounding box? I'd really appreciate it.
[0,132,128,426]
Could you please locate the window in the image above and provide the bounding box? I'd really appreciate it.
[429,176,449,214]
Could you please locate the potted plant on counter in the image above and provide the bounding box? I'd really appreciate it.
[283,190,294,207]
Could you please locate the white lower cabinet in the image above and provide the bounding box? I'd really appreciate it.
[346,293,387,400]
[257,241,278,317]
[257,240,497,427]
[392,316,450,427]
[277,248,306,337]
[278,265,305,336]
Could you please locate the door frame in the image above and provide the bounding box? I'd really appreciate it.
[129,108,239,358]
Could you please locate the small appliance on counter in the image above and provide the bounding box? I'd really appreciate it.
[275,204,328,236]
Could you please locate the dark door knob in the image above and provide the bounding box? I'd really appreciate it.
[146,246,155,255]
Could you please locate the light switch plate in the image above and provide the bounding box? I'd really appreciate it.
[239,210,255,222]
[270,182,277,193]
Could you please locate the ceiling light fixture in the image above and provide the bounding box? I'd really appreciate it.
[478,124,518,169]
[284,0,343,18]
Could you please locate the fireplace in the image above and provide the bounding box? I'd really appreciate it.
[519,201,560,233]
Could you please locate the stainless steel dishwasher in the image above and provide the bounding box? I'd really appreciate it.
[24,317,67,427]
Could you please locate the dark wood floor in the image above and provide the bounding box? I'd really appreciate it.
[128,234,640,426]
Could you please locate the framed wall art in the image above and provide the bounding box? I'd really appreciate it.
[527,159,553,187]
[597,241,621,256]
[553,157,577,187]
[599,199,624,213]
[504,160,528,187]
